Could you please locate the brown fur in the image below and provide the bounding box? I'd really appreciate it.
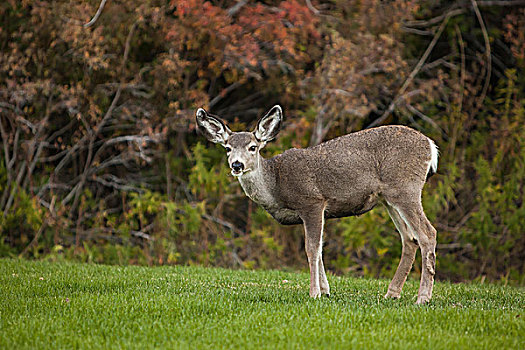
[196,106,438,304]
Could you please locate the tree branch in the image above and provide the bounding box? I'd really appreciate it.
[403,8,465,28]
[209,80,246,108]
[202,213,245,236]
[471,0,492,113]
[84,0,108,28]
[366,11,453,128]
[227,0,248,17]
[0,116,12,182]
[306,0,320,15]
[477,0,525,6]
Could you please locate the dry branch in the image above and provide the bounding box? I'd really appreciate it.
[227,0,248,17]
[403,8,465,28]
[84,0,108,28]
[455,24,467,116]
[2,161,26,217]
[405,104,441,131]
[0,116,12,181]
[65,19,140,214]
[366,11,453,129]
[306,0,320,15]
[471,0,492,113]
[0,117,13,209]
[477,0,525,5]
[202,213,245,236]
[209,80,246,108]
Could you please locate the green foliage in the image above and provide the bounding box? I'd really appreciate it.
[188,142,231,200]
[0,185,44,253]
[329,208,400,277]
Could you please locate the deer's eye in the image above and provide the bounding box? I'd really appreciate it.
[225,146,232,153]
[249,145,257,152]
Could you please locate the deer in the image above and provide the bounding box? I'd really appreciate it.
[195,105,439,304]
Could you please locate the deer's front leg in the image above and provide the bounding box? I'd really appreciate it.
[301,205,325,298]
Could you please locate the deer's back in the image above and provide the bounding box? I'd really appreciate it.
[266,126,432,222]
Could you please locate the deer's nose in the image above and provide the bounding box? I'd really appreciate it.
[232,161,244,172]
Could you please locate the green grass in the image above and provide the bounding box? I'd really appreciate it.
[0,259,523,349]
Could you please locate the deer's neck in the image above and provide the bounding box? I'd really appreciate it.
[237,157,278,209]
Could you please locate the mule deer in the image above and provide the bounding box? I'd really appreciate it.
[196,105,439,304]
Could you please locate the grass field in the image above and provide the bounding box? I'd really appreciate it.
[0,259,523,349]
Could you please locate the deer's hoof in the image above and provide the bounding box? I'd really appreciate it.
[309,289,321,298]
[384,290,401,299]
[320,286,330,296]
[416,295,431,304]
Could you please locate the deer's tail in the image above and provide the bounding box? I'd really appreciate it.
[426,138,439,180]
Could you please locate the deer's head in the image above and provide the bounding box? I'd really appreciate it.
[196,105,282,177]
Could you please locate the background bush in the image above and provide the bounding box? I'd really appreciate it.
[1,0,524,284]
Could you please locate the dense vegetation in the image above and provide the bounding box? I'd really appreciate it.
[1,259,524,349]
[1,1,524,284]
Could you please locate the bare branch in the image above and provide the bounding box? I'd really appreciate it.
[36,183,72,199]
[121,20,139,72]
[92,174,143,192]
[0,117,13,208]
[306,0,320,15]
[0,116,11,180]
[437,242,474,250]
[67,83,121,210]
[102,134,161,147]
[2,161,26,216]
[54,143,80,175]
[367,12,453,128]
[22,139,46,190]
[131,230,153,241]
[455,24,466,116]
[405,104,446,136]
[477,0,525,6]
[310,106,328,146]
[401,26,433,36]
[202,213,245,236]
[227,0,248,17]
[23,101,52,190]
[46,118,76,143]
[84,0,108,28]
[16,116,37,134]
[402,1,525,29]
[421,55,459,72]
[327,88,356,97]
[0,102,23,115]
[88,154,130,173]
[403,8,465,28]
[8,127,20,170]
[60,19,140,210]
[471,0,492,113]
[61,182,82,206]
[209,80,246,108]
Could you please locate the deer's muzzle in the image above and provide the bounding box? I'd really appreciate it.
[231,161,244,175]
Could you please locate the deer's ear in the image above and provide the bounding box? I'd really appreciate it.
[196,108,231,145]
[254,105,282,143]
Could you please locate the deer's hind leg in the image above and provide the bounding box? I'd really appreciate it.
[384,203,418,299]
[387,198,437,304]
[318,254,330,296]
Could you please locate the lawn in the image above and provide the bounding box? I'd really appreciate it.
[0,259,523,349]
